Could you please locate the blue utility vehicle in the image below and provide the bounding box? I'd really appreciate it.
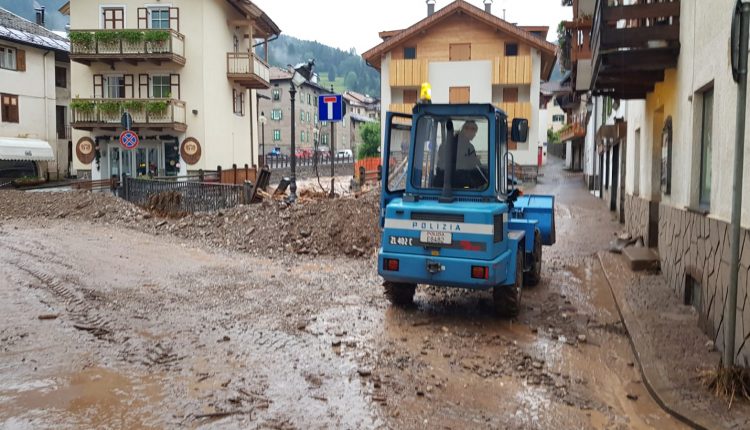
[378,102,555,316]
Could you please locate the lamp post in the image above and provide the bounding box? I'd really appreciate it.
[287,59,315,203]
[259,111,267,167]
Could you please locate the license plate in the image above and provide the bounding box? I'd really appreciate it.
[420,231,452,245]
[389,236,414,246]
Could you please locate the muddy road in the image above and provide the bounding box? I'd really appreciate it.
[0,159,686,429]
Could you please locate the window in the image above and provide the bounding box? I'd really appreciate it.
[151,75,170,98]
[411,116,489,191]
[271,108,282,121]
[55,66,66,88]
[273,130,281,141]
[449,43,471,61]
[150,7,170,29]
[505,43,518,56]
[301,131,305,142]
[552,114,564,123]
[1,94,19,123]
[306,111,311,122]
[314,113,318,123]
[503,87,519,103]
[272,88,281,101]
[307,93,311,105]
[233,35,239,53]
[404,46,416,59]
[300,110,305,122]
[105,76,125,98]
[0,45,17,70]
[102,7,124,29]
[233,89,245,116]
[699,89,713,208]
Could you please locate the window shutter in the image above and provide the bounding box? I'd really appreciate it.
[169,74,180,99]
[138,74,149,98]
[16,49,25,71]
[93,74,104,98]
[137,8,148,29]
[124,74,134,98]
[169,7,180,32]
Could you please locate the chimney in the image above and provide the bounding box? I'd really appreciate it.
[427,0,436,16]
[34,6,45,27]
[484,0,493,14]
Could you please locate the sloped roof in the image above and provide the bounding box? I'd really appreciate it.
[0,7,69,54]
[363,0,557,79]
[226,0,281,38]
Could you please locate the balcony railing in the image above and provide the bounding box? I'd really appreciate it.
[389,59,428,87]
[56,125,71,140]
[559,122,587,141]
[493,55,532,85]
[70,98,187,132]
[69,29,186,66]
[227,52,271,89]
[591,0,680,99]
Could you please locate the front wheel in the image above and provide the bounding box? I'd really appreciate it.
[493,247,523,317]
[384,282,416,306]
[524,229,542,287]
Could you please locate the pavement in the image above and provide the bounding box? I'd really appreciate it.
[599,251,750,429]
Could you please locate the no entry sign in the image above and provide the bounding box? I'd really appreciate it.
[119,130,139,150]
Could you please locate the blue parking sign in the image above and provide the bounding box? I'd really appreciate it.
[318,94,343,122]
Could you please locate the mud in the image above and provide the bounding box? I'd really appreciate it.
[0,158,687,429]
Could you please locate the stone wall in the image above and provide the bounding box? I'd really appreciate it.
[657,204,750,366]
[624,194,650,241]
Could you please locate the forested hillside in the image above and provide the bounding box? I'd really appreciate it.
[259,34,380,96]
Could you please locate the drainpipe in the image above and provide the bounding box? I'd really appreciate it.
[725,0,750,367]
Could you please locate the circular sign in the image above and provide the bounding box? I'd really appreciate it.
[75,137,96,164]
[119,130,140,150]
[180,137,202,165]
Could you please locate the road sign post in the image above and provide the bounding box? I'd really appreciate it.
[319,93,344,197]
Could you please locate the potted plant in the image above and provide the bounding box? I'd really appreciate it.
[144,30,170,53]
[98,100,122,120]
[94,30,121,53]
[119,30,145,52]
[69,31,95,53]
[123,100,146,113]
[70,98,96,121]
[146,100,169,119]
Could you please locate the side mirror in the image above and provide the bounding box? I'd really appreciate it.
[511,118,529,143]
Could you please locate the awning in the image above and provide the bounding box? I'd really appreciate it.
[0,137,54,161]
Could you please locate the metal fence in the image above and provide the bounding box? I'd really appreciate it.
[264,154,353,170]
[123,177,249,214]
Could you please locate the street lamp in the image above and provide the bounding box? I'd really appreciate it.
[259,111,267,167]
[288,59,315,203]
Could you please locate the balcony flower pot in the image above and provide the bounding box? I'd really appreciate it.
[146,101,169,120]
[144,31,170,54]
[95,31,122,53]
[69,31,95,53]
[98,101,123,122]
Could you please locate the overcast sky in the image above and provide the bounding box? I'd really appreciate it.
[253,0,571,54]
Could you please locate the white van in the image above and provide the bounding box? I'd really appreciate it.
[336,149,353,158]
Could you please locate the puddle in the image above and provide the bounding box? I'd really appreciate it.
[0,367,164,429]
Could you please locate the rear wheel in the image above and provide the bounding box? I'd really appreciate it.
[384,282,416,306]
[524,229,542,287]
[494,247,523,317]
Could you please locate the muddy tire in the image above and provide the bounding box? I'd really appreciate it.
[384,282,416,306]
[524,229,542,287]
[493,248,523,317]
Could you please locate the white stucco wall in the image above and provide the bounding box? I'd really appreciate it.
[428,60,493,103]
[0,41,61,175]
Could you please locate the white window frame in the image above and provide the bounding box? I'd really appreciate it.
[151,74,171,98]
[105,74,125,98]
[0,45,17,70]
[147,6,171,29]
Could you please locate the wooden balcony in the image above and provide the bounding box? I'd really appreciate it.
[388,103,415,115]
[591,0,680,99]
[493,55,532,85]
[389,59,428,88]
[69,29,186,67]
[71,98,187,132]
[559,122,587,141]
[495,102,532,120]
[227,52,271,89]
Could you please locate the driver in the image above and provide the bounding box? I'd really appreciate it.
[435,120,485,188]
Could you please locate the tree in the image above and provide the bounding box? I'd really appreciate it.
[547,127,560,145]
[328,66,337,82]
[344,71,358,90]
[358,122,380,160]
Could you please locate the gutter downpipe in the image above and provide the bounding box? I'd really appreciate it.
[725,0,750,367]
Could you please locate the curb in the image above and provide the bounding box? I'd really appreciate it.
[596,252,707,430]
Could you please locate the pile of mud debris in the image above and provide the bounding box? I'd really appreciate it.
[0,189,380,258]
